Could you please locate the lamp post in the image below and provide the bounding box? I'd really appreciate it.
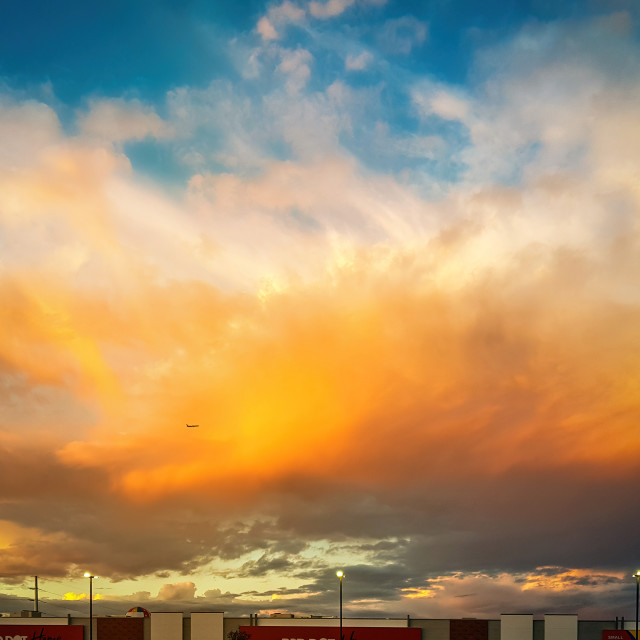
[84,573,97,640]
[634,570,640,640]
[336,571,344,640]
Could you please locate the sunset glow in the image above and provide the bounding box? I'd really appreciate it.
[1,0,639,622]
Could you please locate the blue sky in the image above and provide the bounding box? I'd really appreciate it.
[0,0,585,100]
[1,0,635,190]
[1,0,640,623]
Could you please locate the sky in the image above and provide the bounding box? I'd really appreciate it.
[1,0,640,623]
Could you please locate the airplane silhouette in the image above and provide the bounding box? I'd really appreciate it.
[186,423,199,428]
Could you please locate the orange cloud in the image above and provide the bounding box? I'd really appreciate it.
[63,592,103,601]
[42,236,639,509]
[1,76,639,593]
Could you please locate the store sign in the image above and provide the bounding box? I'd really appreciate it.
[602,632,636,640]
[0,626,83,640]
[239,626,421,640]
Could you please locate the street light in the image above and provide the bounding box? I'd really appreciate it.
[634,570,640,640]
[83,573,97,640]
[336,571,344,640]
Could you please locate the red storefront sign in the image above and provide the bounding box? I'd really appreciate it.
[602,632,636,640]
[239,626,421,640]
[0,626,84,640]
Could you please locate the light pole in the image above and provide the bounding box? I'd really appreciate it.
[84,573,97,640]
[634,570,640,640]
[336,571,344,640]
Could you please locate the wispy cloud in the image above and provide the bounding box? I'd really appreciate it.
[309,0,356,19]
[377,16,428,55]
[257,1,307,40]
[78,99,174,144]
[345,51,374,71]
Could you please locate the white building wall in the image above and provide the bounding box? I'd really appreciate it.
[151,612,183,640]
[0,618,70,625]
[191,612,224,640]
[545,615,578,640]
[410,618,449,640]
[501,614,533,640]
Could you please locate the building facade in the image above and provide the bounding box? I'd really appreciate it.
[0,612,634,640]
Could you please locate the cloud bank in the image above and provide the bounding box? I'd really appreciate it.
[0,2,639,621]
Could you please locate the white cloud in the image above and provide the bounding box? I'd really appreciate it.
[378,16,428,55]
[429,90,470,122]
[345,51,373,71]
[412,81,471,124]
[257,1,307,40]
[457,22,640,188]
[79,99,174,144]
[278,48,314,93]
[309,0,355,19]
[0,99,61,168]
[272,0,307,23]
[166,82,272,171]
[257,16,278,40]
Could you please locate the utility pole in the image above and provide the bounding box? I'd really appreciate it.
[33,576,39,613]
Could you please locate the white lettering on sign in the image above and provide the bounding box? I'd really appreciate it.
[0,630,65,640]
[281,637,336,640]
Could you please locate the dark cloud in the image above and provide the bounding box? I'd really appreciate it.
[236,554,299,578]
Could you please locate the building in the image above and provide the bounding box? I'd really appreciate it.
[0,612,635,640]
